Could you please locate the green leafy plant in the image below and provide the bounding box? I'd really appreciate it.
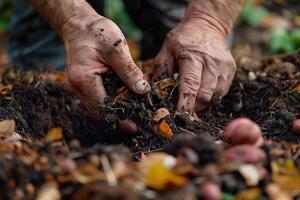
[269,28,300,54]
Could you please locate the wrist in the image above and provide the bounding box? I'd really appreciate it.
[60,8,99,41]
[182,12,229,38]
[182,0,244,38]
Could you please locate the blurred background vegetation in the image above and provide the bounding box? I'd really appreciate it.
[0,0,299,55]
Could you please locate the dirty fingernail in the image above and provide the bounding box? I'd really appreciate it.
[134,80,151,94]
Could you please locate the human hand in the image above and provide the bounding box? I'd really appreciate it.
[153,19,236,116]
[62,16,151,119]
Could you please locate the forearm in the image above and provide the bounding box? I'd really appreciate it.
[183,0,245,37]
[27,0,99,37]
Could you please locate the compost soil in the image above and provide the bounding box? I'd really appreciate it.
[0,50,299,152]
[0,49,299,200]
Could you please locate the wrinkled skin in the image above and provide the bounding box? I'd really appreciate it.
[63,17,151,119]
[28,0,244,124]
[154,21,236,114]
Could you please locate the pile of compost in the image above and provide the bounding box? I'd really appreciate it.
[0,48,298,199]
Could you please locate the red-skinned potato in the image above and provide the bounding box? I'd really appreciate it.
[223,145,266,164]
[292,119,300,135]
[223,118,263,146]
[200,182,221,200]
[118,119,139,135]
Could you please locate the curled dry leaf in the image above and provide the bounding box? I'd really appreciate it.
[152,108,170,123]
[45,128,63,143]
[0,119,16,137]
[0,84,12,96]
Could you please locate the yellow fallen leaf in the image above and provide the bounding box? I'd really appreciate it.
[144,162,187,191]
[293,84,300,92]
[158,120,174,140]
[45,128,63,143]
[0,120,15,137]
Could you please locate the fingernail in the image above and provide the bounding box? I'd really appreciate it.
[134,79,151,94]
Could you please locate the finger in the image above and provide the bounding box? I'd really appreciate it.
[177,55,203,114]
[152,45,175,80]
[66,66,109,121]
[195,68,218,112]
[215,70,235,97]
[108,38,151,95]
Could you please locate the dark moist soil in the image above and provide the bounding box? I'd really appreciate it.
[0,50,299,153]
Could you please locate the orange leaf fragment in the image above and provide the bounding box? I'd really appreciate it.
[45,128,63,143]
[158,120,174,140]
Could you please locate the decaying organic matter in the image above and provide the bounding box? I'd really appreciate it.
[0,48,298,199]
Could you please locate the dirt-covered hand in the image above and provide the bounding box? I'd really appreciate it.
[27,0,150,131]
[153,0,244,115]
[62,16,150,119]
[154,21,236,114]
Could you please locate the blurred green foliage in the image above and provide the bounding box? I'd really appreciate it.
[240,2,268,27]
[104,0,142,40]
[269,28,300,54]
[0,0,12,31]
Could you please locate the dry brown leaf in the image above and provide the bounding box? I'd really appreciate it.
[0,120,15,137]
[152,108,170,123]
[73,163,105,184]
[45,128,63,143]
[0,84,12,96]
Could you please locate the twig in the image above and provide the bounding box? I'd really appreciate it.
[178,127,197,136]
[100,155,117,187]
[96,104,125,113]
[168,81,183,100]
[147,93,154,107]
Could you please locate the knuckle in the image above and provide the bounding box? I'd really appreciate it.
[181,73,201,92]
[67,71,88,90]
[197,89,213,103]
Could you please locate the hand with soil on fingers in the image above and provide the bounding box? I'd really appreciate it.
[153,0,244,118]
[28,0,150,130]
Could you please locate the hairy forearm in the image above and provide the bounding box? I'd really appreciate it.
[27,0,99,36]
[184,0,245,36]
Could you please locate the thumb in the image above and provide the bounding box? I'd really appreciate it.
[108,39,151,95]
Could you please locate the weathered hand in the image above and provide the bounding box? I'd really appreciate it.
[62,16,150,119]
[153,20,236,115]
